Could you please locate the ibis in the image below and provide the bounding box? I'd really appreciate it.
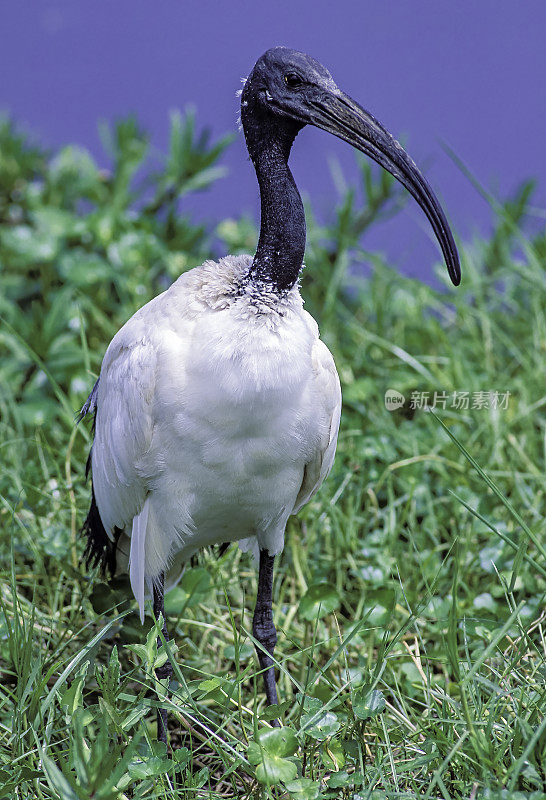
[80,47,460,743]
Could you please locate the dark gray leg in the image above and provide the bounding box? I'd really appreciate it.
[253,550,280,723]
[153,572,173,746]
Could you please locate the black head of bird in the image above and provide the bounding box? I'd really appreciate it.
[241,46,460,290]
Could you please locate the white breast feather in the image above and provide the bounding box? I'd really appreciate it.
[90,255,342,620]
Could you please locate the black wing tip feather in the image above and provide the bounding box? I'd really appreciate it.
[79,380,119,576]
[82,486,119,577]
[77,378,99,424]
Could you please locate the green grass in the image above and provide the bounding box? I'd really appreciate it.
[0,112,545,799]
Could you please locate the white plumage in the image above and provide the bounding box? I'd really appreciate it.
[90,254,341,621]
[81,48,460,745]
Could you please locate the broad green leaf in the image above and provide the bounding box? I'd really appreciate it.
[247,749,297,785]
[353,688,386,720]
[297,694,323,714]
[180,566,212,601]
[301,709,340,740]
[321,738,345,770]
[260,700,292,721]
[251,727,299,758]
[284,777,321,799]
[120,705,149,731]
[328,770,363,789]
[128,755,172,779]
[247,727,299,785]
[298,582,340,621]
[125,643,149,665]
[198,676,228,694]
[173,747,191,767]
[60,660,89,716]
[163,585,187,616]
[164,567,212,614]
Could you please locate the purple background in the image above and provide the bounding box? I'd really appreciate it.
[2,1,545,280]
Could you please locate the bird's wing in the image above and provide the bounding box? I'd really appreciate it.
[90,325,161,621]
[292,338,342,514]
[91,328,158,538]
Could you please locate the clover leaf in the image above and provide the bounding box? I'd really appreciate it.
[247,727,299,785]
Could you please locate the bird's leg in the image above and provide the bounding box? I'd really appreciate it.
[253,550,280,722]
[152,572,173,746]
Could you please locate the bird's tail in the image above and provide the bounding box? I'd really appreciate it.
[82,485,120,576]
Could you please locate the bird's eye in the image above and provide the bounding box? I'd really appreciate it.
[284,72,303,89]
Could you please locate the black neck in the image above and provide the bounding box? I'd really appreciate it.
[242,110,306,293]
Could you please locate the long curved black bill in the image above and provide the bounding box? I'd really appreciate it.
[302,90,461,285]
